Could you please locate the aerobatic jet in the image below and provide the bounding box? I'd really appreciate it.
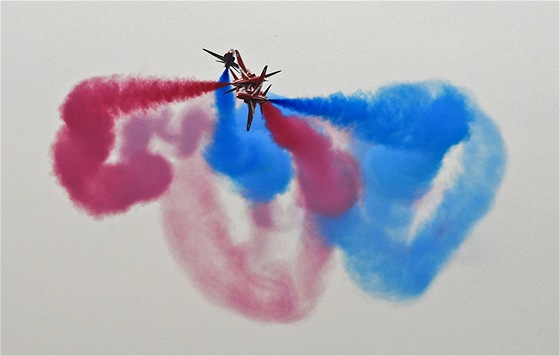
[228,65,281,93]
[203,48,240,71]
[224,64,280,94]
[236,83,272,131]
[229,50,281,92]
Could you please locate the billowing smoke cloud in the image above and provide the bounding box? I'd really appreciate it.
[52,71,506,322]
[52,76,224,216]
[271,83,506,299]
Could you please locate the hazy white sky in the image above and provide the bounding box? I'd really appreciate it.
[2,2,558,354]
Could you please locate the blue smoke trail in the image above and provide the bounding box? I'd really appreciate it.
[275,82,506,299]
[272,82,474,159]
[203,69,294,202]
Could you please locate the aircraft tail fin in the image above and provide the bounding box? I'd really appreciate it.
[263,84,272,96]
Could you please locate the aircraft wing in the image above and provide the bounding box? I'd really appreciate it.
[246,101,256,131]
[223,86,237,94]
[264,69,282,78]
[203,48,225,61]
[235,50,250,75]
[263,84,271,96]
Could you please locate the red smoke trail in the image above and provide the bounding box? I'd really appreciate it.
[261,103,362,216]
[52,76,225,216]
[163,155,333,323]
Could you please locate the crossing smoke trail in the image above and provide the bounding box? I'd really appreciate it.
[52,76,225,216]
[203,70,294,202]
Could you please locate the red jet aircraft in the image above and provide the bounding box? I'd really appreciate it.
[228,50,281,92]
[236,82,272,131]
[203,48,240,71]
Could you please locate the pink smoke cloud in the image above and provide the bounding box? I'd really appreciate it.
[162,155,333,322]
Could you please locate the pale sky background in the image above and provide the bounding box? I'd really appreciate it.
[2,2,558,354]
